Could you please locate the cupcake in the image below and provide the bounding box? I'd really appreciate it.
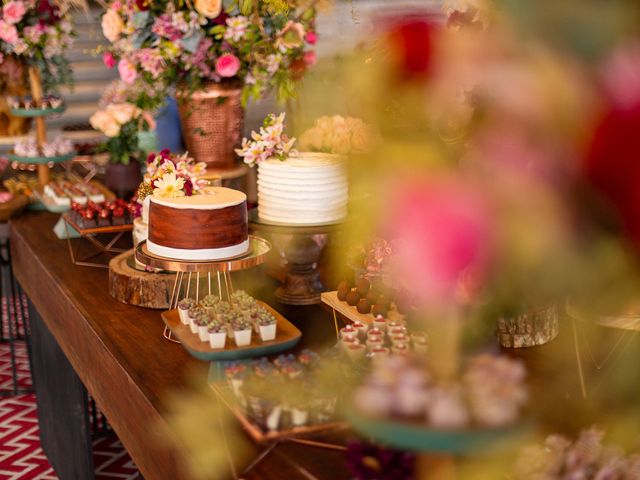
[233,318,253,347]
[178,298,196,325]
[208,321,227,349]
[258,312,277,342]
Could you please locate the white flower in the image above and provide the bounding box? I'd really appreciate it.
[224,16,249,42]
[153,172,185,198]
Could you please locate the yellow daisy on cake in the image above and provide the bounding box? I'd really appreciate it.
[153,172,185,198]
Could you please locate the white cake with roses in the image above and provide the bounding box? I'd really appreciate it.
[237,113,376,225]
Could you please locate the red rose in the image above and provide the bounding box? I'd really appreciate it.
[584,104,640,245]
[387,16,437,82]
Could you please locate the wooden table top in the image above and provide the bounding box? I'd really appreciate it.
[10,212,350,480]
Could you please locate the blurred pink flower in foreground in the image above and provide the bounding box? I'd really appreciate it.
[381,177,494,309]
[600,41,640,110]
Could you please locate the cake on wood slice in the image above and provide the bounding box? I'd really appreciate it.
[148,187,249,261]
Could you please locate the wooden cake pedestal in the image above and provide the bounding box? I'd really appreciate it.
[249,210,343,306]
[109,251,175,309]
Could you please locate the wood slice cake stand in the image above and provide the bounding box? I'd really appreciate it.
[109,251,175,309]
[249,209,343,306]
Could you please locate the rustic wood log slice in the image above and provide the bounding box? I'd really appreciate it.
[109,250,175,309]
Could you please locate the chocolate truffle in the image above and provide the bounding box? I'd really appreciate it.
[346,290,360,306]
[356,278,370,297]
[357,299,372,314]
[337,284,350,301]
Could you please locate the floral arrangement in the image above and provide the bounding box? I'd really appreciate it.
[512,428,640,479]
[89,102,155,165]
[138,149,207,199]
[0,0,74,90]
[100,0,319,107]
[354,354,527,429]
[14,136,73,157]
[235,112,296,166]
[298,115,378,155]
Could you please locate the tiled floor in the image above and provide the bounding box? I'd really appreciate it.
[0,326,141,479]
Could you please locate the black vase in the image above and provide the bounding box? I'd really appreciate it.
[105,162,142,199]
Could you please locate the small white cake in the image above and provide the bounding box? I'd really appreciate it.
[257,152,348,225]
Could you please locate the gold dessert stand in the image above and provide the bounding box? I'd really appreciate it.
[135,236,271,342]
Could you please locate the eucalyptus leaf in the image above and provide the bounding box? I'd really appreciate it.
[182,31,203,53]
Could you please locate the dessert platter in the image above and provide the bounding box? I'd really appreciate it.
[35,176,115,213]
[8,95,65,117]
[8,136,76,165]
[162,291,301,361]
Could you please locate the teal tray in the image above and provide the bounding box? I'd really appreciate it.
[161,303,301,362]
[10,105,65,117]
[346,409,529,454]
[8,152,75,164]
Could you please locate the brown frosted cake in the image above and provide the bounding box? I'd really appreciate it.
[147,187,249,261]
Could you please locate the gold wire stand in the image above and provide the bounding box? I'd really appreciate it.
[63,215,131,268]
[134,237,271,343]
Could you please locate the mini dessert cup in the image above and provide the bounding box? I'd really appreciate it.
[352,321,368,339]
[413,338,429,354]
[387,320,406,330]
[392,343,410,355]
[346,343,366,360]
[390,333,410,347]
[367,327,385,342]
[388,326,408,337]
[341,336,359,350]
[339,325,358,341]
[178,299,195,325]
[208,330,227,349]
[259,323,277,342]
[233,320,253,347]
[366,337,384,351]
[370,347,390,358]
[372,315,387,331]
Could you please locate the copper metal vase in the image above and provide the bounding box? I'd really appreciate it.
[177,82,244,170]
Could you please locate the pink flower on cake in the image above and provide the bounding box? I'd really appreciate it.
[153,172,186,198]
[0,21,19,45]
[101,8,124,42]
[103,51,116,68]
[118,58,137,84]
[2,1,26,25]
[215,53,240,77]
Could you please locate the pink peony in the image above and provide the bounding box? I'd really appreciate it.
[2,1,26,25]
[118,58,137,84]
[382,178,493,309]
[102,51,116,68]
[305,31,317,45]
[0,20,19,45]
[215,53,240,78]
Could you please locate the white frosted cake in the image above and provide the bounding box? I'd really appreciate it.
[257,153,348,225]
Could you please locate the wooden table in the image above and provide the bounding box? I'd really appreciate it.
[10,212,350,480]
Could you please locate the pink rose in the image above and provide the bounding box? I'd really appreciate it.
[118,59,137,84]
[305,31,317,45]
[2,1,26,25]
[103,51,116,69]
[215,53,240,78]
[303,51,316,66]
[0,20,19,45]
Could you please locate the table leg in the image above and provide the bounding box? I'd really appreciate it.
[28,300,95,480]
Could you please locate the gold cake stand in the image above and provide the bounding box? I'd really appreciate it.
[135,236,271,342]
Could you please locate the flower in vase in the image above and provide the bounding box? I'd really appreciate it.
[107,103,140,125]
[90,110,121,137]
[118,58,137,84]
[277,21,306,52]
[224,16,249,43]
[103,51,117,68]
[0,21,19,45]
[102,8,125,42]
[194,0,222,19]
[2,1,26,25]
[154,172,186,198]
[305,31,317,45]
[215,53,240,77]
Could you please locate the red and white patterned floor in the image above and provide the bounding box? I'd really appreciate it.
[0,332,141,478]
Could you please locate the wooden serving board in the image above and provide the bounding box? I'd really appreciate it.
[161,301,302,361]
[320,291,405,325]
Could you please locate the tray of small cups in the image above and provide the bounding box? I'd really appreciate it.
[9,95,65,117]
[162,291,302,361]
